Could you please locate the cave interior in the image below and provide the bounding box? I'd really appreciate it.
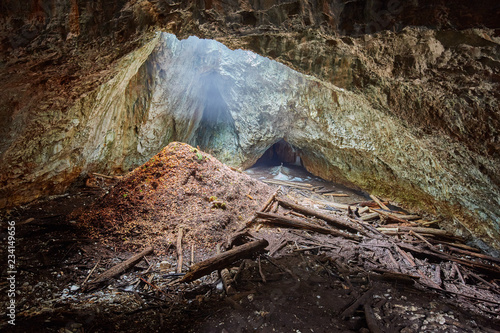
[1,0,500,332]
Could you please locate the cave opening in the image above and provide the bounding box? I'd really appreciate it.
[191,70,237,152]
[246,139,322,183]
[253,139,302,167]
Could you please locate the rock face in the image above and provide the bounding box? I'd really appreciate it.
[0,1,499,252]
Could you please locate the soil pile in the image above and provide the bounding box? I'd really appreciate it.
[77,142,274,252]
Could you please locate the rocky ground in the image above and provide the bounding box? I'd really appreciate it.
[1,143,499,332]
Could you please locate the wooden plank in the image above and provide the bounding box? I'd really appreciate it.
[277,198,365,235]
[256,212,361,241]
[90,246,153,286]
[262,179,313,189]
[398,243,500,275]
[377,226,452,237]
[369,194,390,210]
[179,239,269,283]
[323,193,349,197]
[360,212,380,221]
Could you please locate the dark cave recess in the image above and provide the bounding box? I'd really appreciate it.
[253,139,303,167]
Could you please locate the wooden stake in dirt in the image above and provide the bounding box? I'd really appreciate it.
[258,256,266,283]
[179,239,269,283]
[89,246,153,286]
[81,258,101,287]
[177,227,184,274]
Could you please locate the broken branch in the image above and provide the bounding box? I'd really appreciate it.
[256,211,361,241]
[179,239,269,283]
[89,246,153,286]
[277,197,364,235]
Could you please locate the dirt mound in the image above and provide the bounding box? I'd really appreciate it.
[77,142,274,253]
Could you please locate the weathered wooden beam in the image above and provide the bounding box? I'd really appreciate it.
[277,197,364,235]
[179,239,269,283]
[256,212,361,241]
[90,246,153,286]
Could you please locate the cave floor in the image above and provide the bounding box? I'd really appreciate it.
[1,176,500,332]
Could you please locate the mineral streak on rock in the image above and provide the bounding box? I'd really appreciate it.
[0,1,499,252]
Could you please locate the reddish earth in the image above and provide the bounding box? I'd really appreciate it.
[76,142,274,255]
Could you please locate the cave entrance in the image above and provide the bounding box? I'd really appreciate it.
[254,139,302,167]
[247,139,312,182]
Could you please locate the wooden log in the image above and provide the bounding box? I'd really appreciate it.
[179,239,269,283]
[398,243,500,275]
[358,206,370,214]
[392,214,421,221]
[324,201,351,210]
[277,198,364,235]
[360,212,380,221]
[261,191,278,213]
[241,190,278,231]
[262,179,313,189]
[323,193,349,197]
[90,246,153,285]
[371,209,417,224]
[358,201,388,208]
[220,268,235,294]
[443,245,500,265]
[369,194,390,210]
[427,239,480,252]
[370,269,420,284]
[176,227,184,274]
[340,287,374,318]
[377,226,452,237]
[256,212,361,241]
[363,303,384,333]
[409,230,435,249]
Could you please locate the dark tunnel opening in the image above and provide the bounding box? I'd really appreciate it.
[253,139,303,167]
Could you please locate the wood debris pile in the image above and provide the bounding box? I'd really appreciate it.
[232,187,500,320]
